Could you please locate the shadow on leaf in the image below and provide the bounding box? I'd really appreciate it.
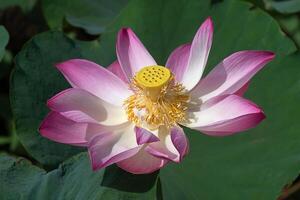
[101,165,159,193]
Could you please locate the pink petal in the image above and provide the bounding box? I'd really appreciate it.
[135,127,160,145]
[56,59,132,106]
[88,124,140,170]
[184,95,265,136]
[145,126,188,163]
[107,60,128,83]
[181,17,214,90]
[171,127,189,157]
[117,146,168,174]
[85,122,132,143]
[191,51,275,102]
[116,28,156,80]
[235,82,249,96]
[39,112,88,146]
[165,43,191,82]
[47,88,128,126]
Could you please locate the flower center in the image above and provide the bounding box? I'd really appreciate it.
[135,66,172,100]
[124,65,190,130]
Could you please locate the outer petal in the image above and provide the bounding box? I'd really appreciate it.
[135,127,160,145]
[56,59,132,106]
[107,60,128,83]
[191,51,275,102]
[39,112,88,146]
[165,43,191,82]
[117,146,168,174]
[88,124,140,170]
[116,28,156,80]
[47,88,128,126]
[145,126,189,163]
[180,17,213,90]
[184,95,265,136]
[235,82,249,96]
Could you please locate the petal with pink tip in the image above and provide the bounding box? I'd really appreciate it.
[56,59,132,106]
[39,112,88,146]
[117,146,168,174]
[184,95,265,136]
[135,127,160,145]
[116,28,156,80]
[191,51,275,102]
[166,43,191,82]
[107,60,128,83]
[47,88,128,126]
[180,17,214,90]
[145,126,188,163]
[88,124,140,170]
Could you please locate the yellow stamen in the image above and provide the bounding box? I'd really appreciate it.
[124,65,190,130]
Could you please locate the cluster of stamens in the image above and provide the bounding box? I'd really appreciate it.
[124,66,190,130]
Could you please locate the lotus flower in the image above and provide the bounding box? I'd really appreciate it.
[39,17,274,174]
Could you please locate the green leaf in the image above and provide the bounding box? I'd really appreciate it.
[264,0,300,14]
[0,0,37,12]
[277,16,300,48]
[0,153,159,199]
[0,27,10,123]
[42,0,129,35]
[95,0,299,199]
[0,26,9,61]
[10,31,85,167]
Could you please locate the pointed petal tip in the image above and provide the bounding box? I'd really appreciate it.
[117,28,140,45]
[118,28,126,35]
[199,110,266,137]
[54,59,77,70]
[38,120,46,136]
[46,88,71,108]
[119,27,131,32]
[170,127,189,162]
[118,27,133,37]
[39,114,51,135]
[204,16,214,28]
[186,95,267,136]
[88,144,106,171]
[135,127,160,145]
[257,109,266,121]
[236,50,275,61]
[88,150,101,171]
[266,51,276,60]
[256,50,276,61]
[54,60,68,69]
[38,111,89,146]
[198,17,213,34]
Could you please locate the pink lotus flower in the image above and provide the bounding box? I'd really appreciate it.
[39,17,274,174]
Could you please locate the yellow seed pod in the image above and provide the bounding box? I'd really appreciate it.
[136,66,171,89]
[135,66,172,100]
